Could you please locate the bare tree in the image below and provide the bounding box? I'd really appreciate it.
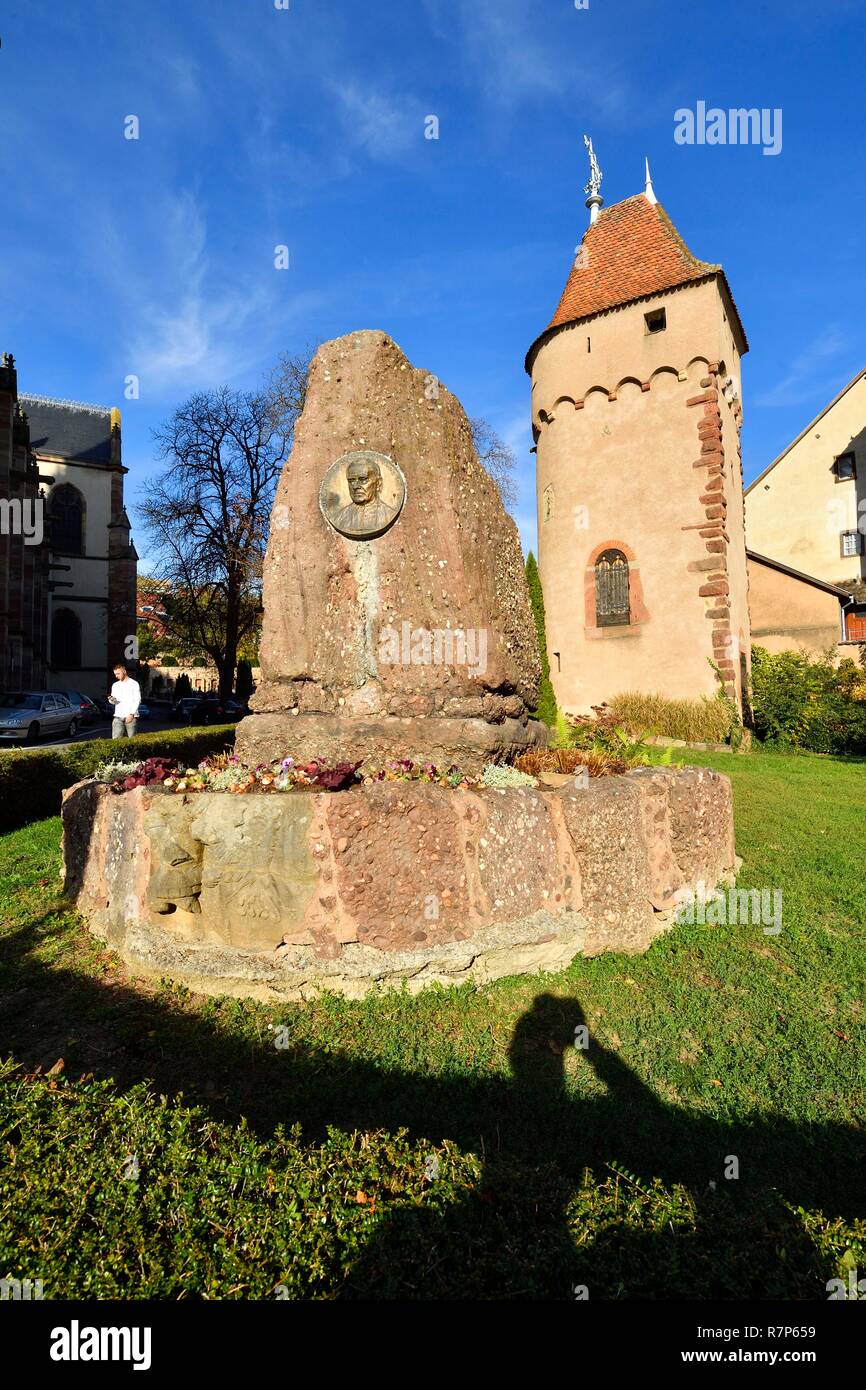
[266,344,318,445]
[469,416,517,510]
[139,388,291,701]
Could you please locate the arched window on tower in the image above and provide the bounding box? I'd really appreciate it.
[542,484,554,523]
[595,549,630,627]
[50,483,84,555]
[52,608,82,669]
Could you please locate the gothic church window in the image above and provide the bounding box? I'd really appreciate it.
[595,549,630,626]
[50,484,84,555]
[52,608,82,668]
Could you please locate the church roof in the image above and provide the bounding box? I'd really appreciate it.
[526,193,747,370]
[20,394,114,465]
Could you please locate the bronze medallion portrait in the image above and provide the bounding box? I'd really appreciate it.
[319,450,406,540]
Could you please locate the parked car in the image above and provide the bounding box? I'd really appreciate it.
[223,699,249,721]
[185,698,230,726]
[92,696,114,719]
[172,697,204,722]
[0,691,78,743]
[55,689,100,725]
[137,702,150,720]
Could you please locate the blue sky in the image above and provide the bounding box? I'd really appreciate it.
[1,0,864,563]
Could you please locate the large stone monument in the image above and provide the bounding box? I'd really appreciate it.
[235,330,546,773]
[60,328,740,1002]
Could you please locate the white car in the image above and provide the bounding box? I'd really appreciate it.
[0,691,79,744]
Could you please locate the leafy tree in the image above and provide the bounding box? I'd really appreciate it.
[135,626,161,663]
[525,551,557,726]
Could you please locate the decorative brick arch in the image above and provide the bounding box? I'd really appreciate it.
[583,539,650,634]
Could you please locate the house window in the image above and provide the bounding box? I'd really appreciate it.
[645,308,666,335]
[834,453,856,481]
[841,530,863,558]
[50,484,84,555]
[51,608,82,668]
[595,549,630,626]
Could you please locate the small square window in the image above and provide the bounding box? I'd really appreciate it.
[645,308,666,334]
[840,530,863,558]
[834,453,856,481]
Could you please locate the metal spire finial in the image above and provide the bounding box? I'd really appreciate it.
[583,135,603,224]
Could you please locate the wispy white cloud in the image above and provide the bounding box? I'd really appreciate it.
[330,81,427,160]
[423,0,632,120]
[755,327,850,407]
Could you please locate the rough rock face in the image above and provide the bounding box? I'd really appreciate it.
[62,765,736,1001]
[235,330,544,770]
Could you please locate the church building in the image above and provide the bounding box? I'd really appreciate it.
[527,151,751,716]
[22,391,138,697]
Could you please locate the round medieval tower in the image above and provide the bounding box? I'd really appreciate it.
[526,150,751,716]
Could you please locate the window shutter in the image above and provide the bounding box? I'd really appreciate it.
[595,549,630,626]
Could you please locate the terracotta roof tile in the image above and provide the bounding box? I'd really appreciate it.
[526,194,747,368]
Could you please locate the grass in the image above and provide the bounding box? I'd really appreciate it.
[0,746,864,1298]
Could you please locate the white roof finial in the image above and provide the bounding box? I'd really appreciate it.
[583,135,603,224]
[644,156,658,205]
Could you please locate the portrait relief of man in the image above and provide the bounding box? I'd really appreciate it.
[320,451,405,539]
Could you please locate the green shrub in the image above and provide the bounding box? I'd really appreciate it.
[525,551,558,727]
[750,646,866,755]
[0,725,236,833]
[609,691,736,744]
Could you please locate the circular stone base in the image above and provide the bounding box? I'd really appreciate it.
[61,766,737,1002]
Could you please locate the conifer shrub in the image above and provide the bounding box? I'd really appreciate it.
[525,551,557,726]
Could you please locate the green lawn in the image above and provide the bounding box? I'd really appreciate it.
[0,747,864,1299]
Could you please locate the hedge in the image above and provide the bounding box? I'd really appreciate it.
[0,724,236,833]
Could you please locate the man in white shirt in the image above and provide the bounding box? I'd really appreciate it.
[109,664,141,739]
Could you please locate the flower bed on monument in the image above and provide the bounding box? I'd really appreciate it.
[62,747,738,1003]
[91,738,646,799]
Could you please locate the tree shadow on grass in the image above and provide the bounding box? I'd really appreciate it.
[0,918,863,1297]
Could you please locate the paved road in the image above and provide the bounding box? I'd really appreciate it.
[6,714,178,752]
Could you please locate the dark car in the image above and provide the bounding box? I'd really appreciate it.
[223,699,249,721]
[185,698,229,726]
[137,702,151,720]
[56,689,100,725]
[172,697,205,722]
[92,696,114,719]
